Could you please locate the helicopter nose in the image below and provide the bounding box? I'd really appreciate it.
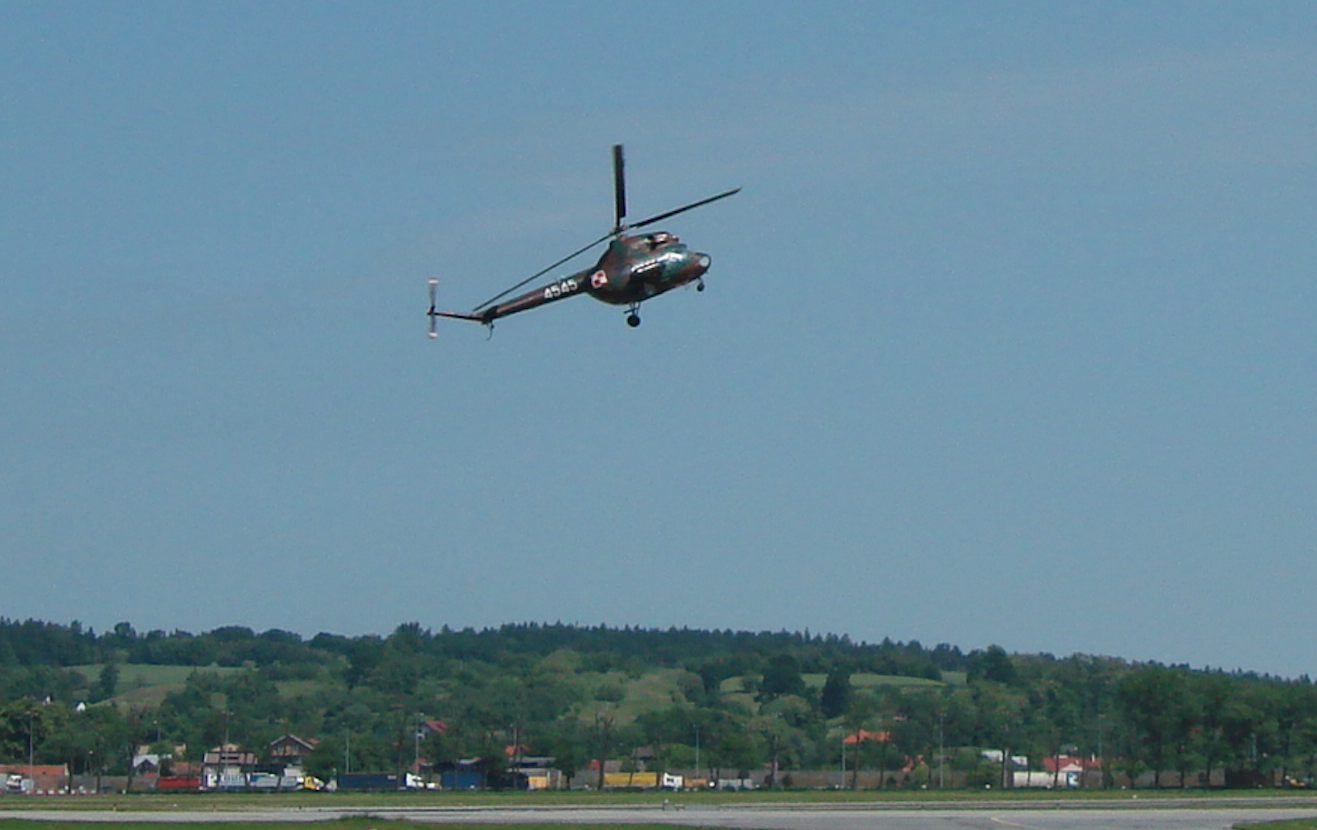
[674,251,711,288]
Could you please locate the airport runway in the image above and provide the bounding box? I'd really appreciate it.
[355,802,1317,829]
[4,801,1317,829]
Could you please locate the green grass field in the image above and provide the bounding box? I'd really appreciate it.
[0,821,714,830]
[799,672,953,691]
[66,662,967,721]
[69,664,249,710]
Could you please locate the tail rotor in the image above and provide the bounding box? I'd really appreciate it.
[427,278,439,339]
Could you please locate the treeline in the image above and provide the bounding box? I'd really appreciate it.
[0,618,1313,790]
[0,619,956,678]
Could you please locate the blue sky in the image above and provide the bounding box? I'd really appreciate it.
[3,2,1316,677]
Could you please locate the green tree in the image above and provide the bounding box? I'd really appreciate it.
[1117,665,1189,787]
[590,707,616,791]
[820,667,851,719]
[970,646,1019,686]
[538,718,588,788]
[95,663,119,702]
[759,654,805,702]
[842,692,879,789]
[971,682,1027,788]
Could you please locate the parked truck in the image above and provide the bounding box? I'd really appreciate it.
[156,775,202,791]
[333,773,400,791]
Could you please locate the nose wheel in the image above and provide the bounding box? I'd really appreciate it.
[626,311,641,327]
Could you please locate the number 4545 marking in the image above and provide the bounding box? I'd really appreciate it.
[544,278,579,300]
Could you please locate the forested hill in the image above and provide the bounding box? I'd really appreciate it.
[2,618,1314,790]
[0,618,960,682]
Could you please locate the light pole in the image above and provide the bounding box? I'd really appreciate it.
[840,733,846,789]
[1096,713,1106,789]
[27,711,34,795]
[413,714,424,782]
[938,712,945,789]
[693,726,700,783]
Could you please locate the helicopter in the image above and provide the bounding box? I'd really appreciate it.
[427,144,739,334]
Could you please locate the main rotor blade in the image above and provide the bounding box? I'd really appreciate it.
[472,231,612,312]
[629,187,742,230]
[612,144,627,232]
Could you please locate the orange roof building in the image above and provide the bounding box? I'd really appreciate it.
[842,729,891,744]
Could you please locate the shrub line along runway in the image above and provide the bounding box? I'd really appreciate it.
[3,798,1317,829]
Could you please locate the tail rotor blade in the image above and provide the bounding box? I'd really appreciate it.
[427,278,438,339]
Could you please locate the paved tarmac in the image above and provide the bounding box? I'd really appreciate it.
[364,802,1317,829]
[4,801,1317,829]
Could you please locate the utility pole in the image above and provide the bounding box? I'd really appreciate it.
[693,726,700,783]
[28,711,35,795]
[840,734,846,789]
[413,715,422,780]
[938,713,945,789]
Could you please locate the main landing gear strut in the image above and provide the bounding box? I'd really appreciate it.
[624,278,705,327]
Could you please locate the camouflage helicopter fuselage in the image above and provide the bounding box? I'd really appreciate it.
[474,233,711,323]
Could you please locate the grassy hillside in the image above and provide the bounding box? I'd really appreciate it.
[70,660,969,741]
[802,672,960,691]
[69,664,248,709]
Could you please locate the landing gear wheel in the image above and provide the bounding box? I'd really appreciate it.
[696,278,705,292]
[626,312,641,328]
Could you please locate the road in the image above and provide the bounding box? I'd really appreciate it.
[4,800,1317,828]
